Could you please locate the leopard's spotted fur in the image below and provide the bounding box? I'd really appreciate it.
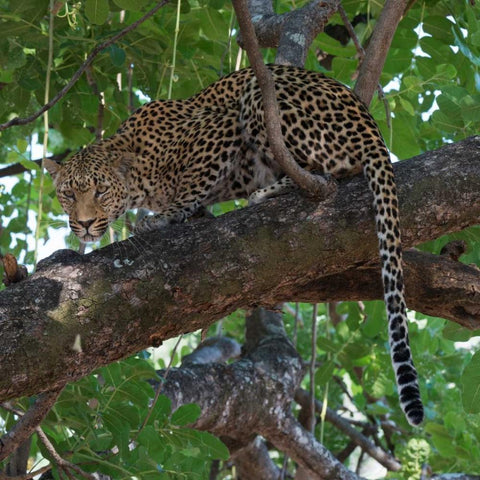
[46,65,424,426]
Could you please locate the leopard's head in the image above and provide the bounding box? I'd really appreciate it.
[45,144,134,243]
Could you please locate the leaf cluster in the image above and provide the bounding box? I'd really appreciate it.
[1,0,480,478]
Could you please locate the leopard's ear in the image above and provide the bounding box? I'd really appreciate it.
[44,158,62,181]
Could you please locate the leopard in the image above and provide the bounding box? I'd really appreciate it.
[45,64,424,426]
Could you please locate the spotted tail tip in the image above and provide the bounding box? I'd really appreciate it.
[401,388,424,426]
[406,403,424,426]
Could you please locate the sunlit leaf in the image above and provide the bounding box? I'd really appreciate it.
[85,0,109,25]
[461,352,480,414]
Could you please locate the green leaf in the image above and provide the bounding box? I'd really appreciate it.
[113,0,150,9]
[399,97,415,116]
[330,57,358,85]
[425,423,453,458]
[370,371,395,398]
[460,94,480,123]
[20,158,41,171]
[403,75,424,94]
[362,301,386,339]
[422,16,454,44]
[193,430,229,460]
[443,323,480,342]
[435,63,457,80]
[102,411,130,454]
[171,403,201,426]
[16,138,28,153]
[85,0,109,25]
[108,45,126,67]
[316,337,339,354]
[137,425,165,458]
[315,33,357,58]
[315,359,335,386]
[461,351,480,414]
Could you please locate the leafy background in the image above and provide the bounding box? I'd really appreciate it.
[1,0,480,478]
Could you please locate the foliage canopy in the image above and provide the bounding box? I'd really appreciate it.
[1,0,480,478]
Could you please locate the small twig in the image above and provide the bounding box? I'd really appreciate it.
[0,0,169,132]
[338,5,364,59]
[294,388,401,471]
[0,388,63,462]
[308,304,318,433]
[36,427,96,480]
[231,0,336,199]
[0,464,52,480]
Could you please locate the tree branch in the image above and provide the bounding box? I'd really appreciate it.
[229,437,281,480]
[157,308,361,479]
[242,0,340,66]
[0,151,71,178]
[0,389,63,462]
[232,0,336,198]
[0,137,479,401]
[294,389,401,471]
[354,0,409,104]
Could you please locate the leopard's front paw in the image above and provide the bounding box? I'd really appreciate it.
[134,215,171,235]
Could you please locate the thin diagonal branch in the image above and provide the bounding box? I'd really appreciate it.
[295,389,401,471]
[0,389,63,462]
[232,0,336,198]
[354,0,409,104]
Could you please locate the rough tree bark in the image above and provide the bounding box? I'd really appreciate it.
[1,137,480,402]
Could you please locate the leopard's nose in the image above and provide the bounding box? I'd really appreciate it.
[77,219,95,229]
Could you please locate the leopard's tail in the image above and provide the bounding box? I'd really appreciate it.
[363,148,424,427]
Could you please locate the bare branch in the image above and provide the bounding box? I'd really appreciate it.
[354,0,409,104]
[266,414,360,480]
[230,437,281,480]
[295,389,401,471]
[0,151,71,178]
[0,389,63,462]
[0,137,479,401]
[0,0,169,133]
[36,427,96,480]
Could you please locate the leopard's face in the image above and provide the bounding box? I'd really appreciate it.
[45,145,133,243]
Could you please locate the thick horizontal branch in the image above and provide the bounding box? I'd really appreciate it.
[296,248,480,329]
[0,152,71,179]
[0,136,479,401]
[157,309,359,479]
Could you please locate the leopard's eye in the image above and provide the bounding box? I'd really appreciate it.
[95,185,108,197]
[63,189,75,200]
